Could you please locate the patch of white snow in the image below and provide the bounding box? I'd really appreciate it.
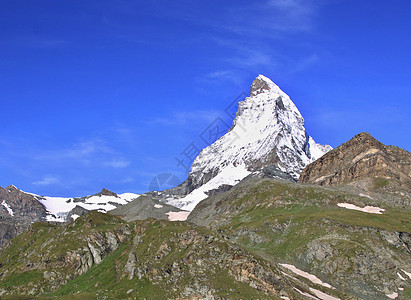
[397,272,406,281]
[308,136,332,161]
[386,292,398,299]
[309,288,340,300]
[166,164,251,211]
[401,269,411,279]
[359,193,373,199]
[166,211,190,221]
[280,264,333,289]
[293,288,318,299]
[71,214,80,221]
[154,204,163,209]
[337,203,385,214]
[1,201,14,216]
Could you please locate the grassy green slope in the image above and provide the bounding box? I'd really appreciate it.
[3,212,342,299]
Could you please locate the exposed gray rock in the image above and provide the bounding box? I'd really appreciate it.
[109,195,184,222]
[125,252,137,280]
[0,185,48,246]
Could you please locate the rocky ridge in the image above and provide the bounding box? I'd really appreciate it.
[299,132,411,188]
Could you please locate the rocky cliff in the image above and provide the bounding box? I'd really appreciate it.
[0,185,48,247]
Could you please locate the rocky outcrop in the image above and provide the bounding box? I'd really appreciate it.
[0,185,48,246]
[109,195,184,222]
[66,205,89,222]
[0,185,47,221]
[0,212,132,295]
[95,188,118,198]
[299,132,411,188]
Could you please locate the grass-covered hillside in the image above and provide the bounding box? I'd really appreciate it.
[0,210,350,299]
[188,177,411,299]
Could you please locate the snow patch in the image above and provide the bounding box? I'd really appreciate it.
[337,203,385,214]
[1,201,14,216]
[386,292,398,299]
[166,211,190,221]
[293,288,317,299]
[118,193,140,202]
[359,193,373,199]
[166,164,251,211]
[308,136,332,161]
[309,288,340,300]
[280,264,334,289]
[397,272,406,281]
[71,214,80,221]
[401,269,411,279]
[154,204,163,209]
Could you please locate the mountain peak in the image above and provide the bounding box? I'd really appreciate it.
[6,185,18,192]
[250,74,280,96]
[341,132,384,151]
[299,132,411,187]
[96,188,118,197]
[351,132,377,142]
[165,75,332,211]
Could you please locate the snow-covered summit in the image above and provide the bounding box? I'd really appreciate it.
[250,74,282,96]
[191,74,331,180]
[165,75,332,211]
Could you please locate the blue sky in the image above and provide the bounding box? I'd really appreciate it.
[0,0,410,196]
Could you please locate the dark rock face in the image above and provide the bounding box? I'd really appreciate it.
[0,185,48,247]
[67,205,90,222]
[0,185,47,220]
[299,132,411,187]
[261,166,296,181]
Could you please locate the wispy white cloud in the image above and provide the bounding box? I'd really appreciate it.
[157,0,319,37]
[35,139,113,164]
[33,176,59,186]
[103,159,131,168]
[227,47,277,69]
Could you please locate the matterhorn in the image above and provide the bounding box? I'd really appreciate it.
[166,75,332,211]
